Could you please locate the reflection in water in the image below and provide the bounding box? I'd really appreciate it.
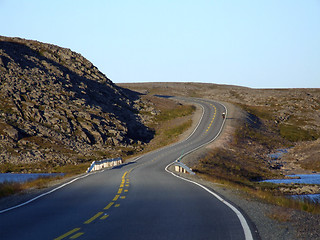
[264,174,320,185]
[0,173,64,183]
[263,174,320,202]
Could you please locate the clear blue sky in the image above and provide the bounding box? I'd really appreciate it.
[1,0,319,88]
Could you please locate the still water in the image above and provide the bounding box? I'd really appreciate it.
[0,173,64,183]
[264,174,320,185]
[264,174,320,202]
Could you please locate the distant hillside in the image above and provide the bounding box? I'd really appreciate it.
[0,36,154,170]
[121,82,320,138]
[120,82,320,174]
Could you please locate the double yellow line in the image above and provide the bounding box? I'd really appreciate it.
[206,104,217,133]
[54,170,131,240]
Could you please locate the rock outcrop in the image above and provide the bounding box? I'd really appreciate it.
[0,36,154,169]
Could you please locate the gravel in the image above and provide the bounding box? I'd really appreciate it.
[173,99,320,240]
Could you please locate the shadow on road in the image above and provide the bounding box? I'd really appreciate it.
[112,161,136,169]
[154,95,174,99]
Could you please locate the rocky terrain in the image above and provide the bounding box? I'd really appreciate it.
[121,82,320,239]
[1,41,319,238]
[122,82,320,133]
[0,36,155,171]
[120,82,320,175]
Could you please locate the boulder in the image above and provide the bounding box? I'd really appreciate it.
[3,125,19,141]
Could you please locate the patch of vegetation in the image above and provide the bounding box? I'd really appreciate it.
[197,171,320,214]
[164,120,192,139]
[194,148,274,185]
[53,163,90,175]
[154,105,195,122]
[134,97,196,154]
[194,104,320,214]
[279,124,318,142]
[239,103,319,143]
[0,182,23,198]
[194,107,284,182]
[238,103,274,121]
[0,174,66,198]
[0,161,94,198]
[189,91,200,98]
[0,162,33,173]
[229,90,244,101]
[246,183,320,214]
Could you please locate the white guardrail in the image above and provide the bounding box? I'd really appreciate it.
[173,161,195,175]
[87,157,122,173]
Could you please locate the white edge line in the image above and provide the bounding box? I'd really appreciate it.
[182,100,204,142]
[0,98,204,214]
[165,101,254,240]
[0,172,96,214]
[164,168,253,240]
[131,100,205,163]
[0,98,203,214]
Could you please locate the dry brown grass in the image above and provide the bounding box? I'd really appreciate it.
[0,182,23,198]
[121,83,320,216]
[135,95,195,153]
[0,95,196,198]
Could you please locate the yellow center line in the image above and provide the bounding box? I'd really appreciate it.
[113,195,120,201]
[84,212,104,224]
[100,214,109,220]
[54,228,81,240]
[122,171,128,179]
[55,169,133,239]
[104,202,114,210]
[70,232,84,239]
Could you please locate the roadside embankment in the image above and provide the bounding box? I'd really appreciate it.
[174,101,320,240]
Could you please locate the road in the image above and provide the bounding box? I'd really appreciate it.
[0,98,254,240]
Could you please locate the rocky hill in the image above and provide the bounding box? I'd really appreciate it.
[0,36,154,170]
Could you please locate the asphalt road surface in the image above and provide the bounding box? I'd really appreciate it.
[0,97,254,240]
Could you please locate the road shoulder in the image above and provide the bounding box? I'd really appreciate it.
[168,100,298,240]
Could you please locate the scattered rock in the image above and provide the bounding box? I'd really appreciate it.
[0,36,155,169]
[3,126,19,141]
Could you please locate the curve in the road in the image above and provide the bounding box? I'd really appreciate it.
[0,97,255,240]
[165,98,252,240]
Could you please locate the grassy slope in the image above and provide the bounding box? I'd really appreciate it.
[120,83,320,214]
[0,94,195,198]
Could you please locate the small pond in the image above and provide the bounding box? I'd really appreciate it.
[263,174,320,185]
[0,173,64,184]
[292,194,320,203]
[269,148,289,160]
[263,174,320,202]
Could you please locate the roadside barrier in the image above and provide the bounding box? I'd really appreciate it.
[173,161,195,175]
[87,157,122,173]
